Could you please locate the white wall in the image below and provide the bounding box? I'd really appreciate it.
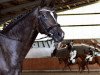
[26,40,55,58]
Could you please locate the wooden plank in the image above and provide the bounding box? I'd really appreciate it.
[34,25,100,42]
[61,26,100,39]
[22,58,100,70]
[0,0,12,3]
[57,14,100,26]
[58,13,100,16]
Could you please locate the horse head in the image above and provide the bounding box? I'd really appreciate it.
[34,7,64,44]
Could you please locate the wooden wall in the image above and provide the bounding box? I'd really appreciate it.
[22,57,100,71]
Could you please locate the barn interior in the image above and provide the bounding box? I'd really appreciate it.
[0,0,100,75]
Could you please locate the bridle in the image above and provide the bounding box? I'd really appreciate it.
[46,24,60,32]
[37,8,60,35]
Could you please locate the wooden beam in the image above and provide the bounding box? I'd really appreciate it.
[58,13,100,16]
[0,0,12,3]
[0,10,27,24]
[0,0,40,14]
[0,0,41,24]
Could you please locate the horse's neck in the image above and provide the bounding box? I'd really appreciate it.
[67,45,72,52]
[4,14,37,42]
[23,30,38,51]
[68,44,72,49]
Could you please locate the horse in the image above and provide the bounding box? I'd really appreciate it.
[65,44,86,72]
[54,41,84,71]
[83,51,100,72]
[53,41,95,72]
[68,43,95,72]
[0,6,64,75]
[51,40,73,71]
[68,42,100,72]
[86,56,100,66]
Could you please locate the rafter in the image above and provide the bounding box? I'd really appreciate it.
[0,0,12,3]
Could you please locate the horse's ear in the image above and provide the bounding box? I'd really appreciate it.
[34,6,40,17]
[47,0,56,9]
[40,0,47,7]
[40,0,55,9]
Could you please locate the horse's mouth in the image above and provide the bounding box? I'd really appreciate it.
[54,42,62,50]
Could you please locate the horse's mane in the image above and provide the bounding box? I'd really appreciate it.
[1,13,30,34]
[1,8,36,34]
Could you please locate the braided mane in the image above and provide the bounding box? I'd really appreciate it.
[1,10,32,34]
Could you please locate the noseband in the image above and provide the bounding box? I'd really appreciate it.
[46,24,60,32]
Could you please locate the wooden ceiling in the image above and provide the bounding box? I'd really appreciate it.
[0,0,99,24]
